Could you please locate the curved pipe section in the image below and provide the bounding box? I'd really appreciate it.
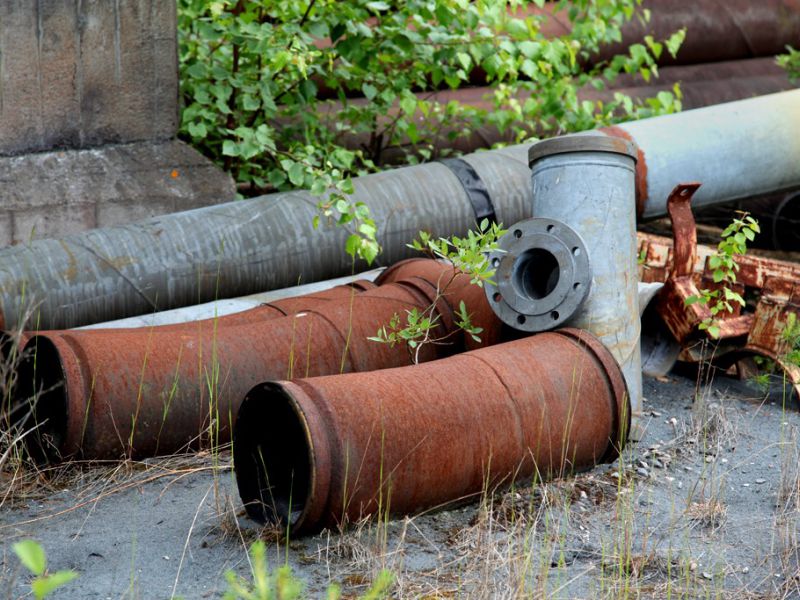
[12,262,502,462]
[234,328,629,535]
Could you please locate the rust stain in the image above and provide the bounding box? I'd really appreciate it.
[601,125,649,218]
[59,240,79,282]
[14,261,504,462]
[234,328,629,534]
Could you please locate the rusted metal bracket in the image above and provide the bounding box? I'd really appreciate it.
[637,184,800,399]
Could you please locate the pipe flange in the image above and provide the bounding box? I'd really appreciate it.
[485,218,591,332]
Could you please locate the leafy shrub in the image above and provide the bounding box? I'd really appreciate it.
[177,0,683,261]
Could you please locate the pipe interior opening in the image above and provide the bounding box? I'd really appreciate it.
[11,336,68,464]
[234,384,312,528]
[775,193,800,251]
[513,248,560,300]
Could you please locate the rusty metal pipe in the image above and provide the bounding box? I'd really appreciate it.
[234,328,629,534]
[12,262,500,462]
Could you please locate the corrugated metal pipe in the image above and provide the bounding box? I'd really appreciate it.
[234,328,629,535]
[1,90,798,332]
[0,145,530,331]
[11,261,501,462]
[486,136,643,433]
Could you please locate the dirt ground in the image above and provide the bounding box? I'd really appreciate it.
[1,368,799,599]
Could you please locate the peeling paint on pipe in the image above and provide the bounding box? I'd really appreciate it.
[12,262,501,462]
[234,328,629,535]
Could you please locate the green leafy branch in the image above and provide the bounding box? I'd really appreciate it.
[684,212,760,339]
[369,219,506,363]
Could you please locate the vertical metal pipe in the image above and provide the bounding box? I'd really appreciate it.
[234,328,629,534]
[530,136,642,432]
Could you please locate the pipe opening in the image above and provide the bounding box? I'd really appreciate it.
[775,193,800,251]
[234,384,312,528]
[513,248,560,301]
[12,336,68,464]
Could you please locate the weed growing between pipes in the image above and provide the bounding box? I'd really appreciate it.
[369,220,505,363]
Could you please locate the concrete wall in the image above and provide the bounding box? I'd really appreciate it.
[0,0,235,246]
[0,0,178,156]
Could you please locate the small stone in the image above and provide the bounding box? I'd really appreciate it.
[702,572,713,580]
[689,561,698,571]
[637,467,650,478]
[611,471,620,479]
[705,455,714,463]
[721,458,728,464]
[743,483,750,487]
[755,478,766,484]
[638,460,649,469]
[742,567,750,574]
[652,460,664,469]
[650,411,662,417]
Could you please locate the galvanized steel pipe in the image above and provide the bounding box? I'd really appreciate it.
[234,328,629,534]
[12,262,501,462]
[596,89,800,219]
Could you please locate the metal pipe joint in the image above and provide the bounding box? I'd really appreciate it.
[486,217,592,331]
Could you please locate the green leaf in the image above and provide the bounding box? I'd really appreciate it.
[32,571,79,600]
[362,83,378,100]
[287,162,306,187]
[221,140,239,157]
[13,540,46,576]
[344,234,360,258]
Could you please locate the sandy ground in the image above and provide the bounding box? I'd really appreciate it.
[1,369,799,599]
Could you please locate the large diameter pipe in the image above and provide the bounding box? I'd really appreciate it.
[234,328,629,534]
[13,262,501,462]
[594,89,800,219]
[0,146,530,331]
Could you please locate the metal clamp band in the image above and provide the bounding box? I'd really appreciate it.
[438,158,497,224]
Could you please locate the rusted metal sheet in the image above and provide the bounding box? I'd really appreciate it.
[638,184,800,398]
[13,261,502,462]
[234,328,629,534]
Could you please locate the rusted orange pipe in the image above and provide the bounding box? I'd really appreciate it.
[234,328,629,534]
[13,262,500,462]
